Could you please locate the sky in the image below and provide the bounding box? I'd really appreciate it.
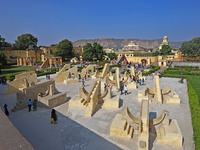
[0,0,200,46]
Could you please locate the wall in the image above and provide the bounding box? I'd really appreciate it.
[0,108,34,150]
[14,80,55,111]
[171,62,200,68]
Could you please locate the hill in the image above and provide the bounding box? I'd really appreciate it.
[73,38,182,49]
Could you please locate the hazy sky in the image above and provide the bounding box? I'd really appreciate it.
[0,0,200,46]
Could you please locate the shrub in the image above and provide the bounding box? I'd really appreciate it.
[187,80,200,149]
[143,66,160,76]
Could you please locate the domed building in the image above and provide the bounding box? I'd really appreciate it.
[159,35,169,50]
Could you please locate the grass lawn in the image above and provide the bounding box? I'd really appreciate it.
[187,76,200,101]
[0,65,35,80]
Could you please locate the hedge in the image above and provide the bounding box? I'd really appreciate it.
[187,80,200,149]
[142,66,160,76]
[36,68,57,77]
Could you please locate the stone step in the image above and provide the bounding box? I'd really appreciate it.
[124,121,128,130]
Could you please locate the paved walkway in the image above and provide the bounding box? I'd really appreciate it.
[150,66,166,76]
[0,75,195,150]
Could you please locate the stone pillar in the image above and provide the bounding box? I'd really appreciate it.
[19,58,22,66]
[116,67,120,90]
[23,58,26,66]
[24,79,29,88]
[153,76,162,104]
[131,66,135,76]
[17,58,19,66]
[60,58,63,66]
[49,85,54,96]
[54,58,57,67]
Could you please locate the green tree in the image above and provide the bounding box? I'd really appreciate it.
[152,50,160,56]
[82,42,105,60]
[14,33,38,50]
[54,39,73,61]
[82,43,94,60]
[180,37,200,56]
[0,52,7,66]
[0,35,11,49]
[108,52,117,60]
[160,45,172,55]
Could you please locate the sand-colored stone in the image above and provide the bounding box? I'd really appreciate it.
[110,99,183,148]
[58,64,70,74]
[69,80,119,117]
[55,66,78,83]
[4,71,37,94]
[138,100,149,150]
[138,76,180,104]
[13,80,66,111]
[80,65,95,77]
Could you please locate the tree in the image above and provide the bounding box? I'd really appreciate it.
[54,39,73,61]
[108,52,117,60]
[160,45,172,55]
[0,52,7,66]
[82,43,94,60]
[0,35,11,49]
[14,33,38,50]
[82,42,105,60]
[180,37,200,56]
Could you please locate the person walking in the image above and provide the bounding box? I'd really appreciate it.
[152,72,155,80]
[33,99,37,111]
[84,73,87,81]
[3,104,9,116]
[124,85,128,95]
[82,77,85,87]
[51,109,57,124]
[139,79,141,86]
[142,78,145,85]
[104,83,107,92]
[27,99,32,112]
[120,85,123,95]
[78,74,81,82]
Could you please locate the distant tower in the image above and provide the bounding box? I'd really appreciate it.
[159,36,169,50]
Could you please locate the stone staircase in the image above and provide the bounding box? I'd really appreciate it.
[156,126,166,142]
[110,114,134,139]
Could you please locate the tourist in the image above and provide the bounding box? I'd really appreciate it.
[84,73,87,81]
[120,85,123,95]
[139,79,141,86]
[46,74,48,80]
[88,72,90,78]
[33,99,37,111]
[27,99,32,112]
[72,73,75,79]
[124,85,128,95]
[3,104,9,116]
[51,109,57,124]
[142,78,145,85]
[104,83,107,92]
[78,74,81,82]
[152,72,155,80]
[82,77,85,87]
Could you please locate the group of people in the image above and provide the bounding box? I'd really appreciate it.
[27,99,37,112]
[120,85,128,95]
[0,78,7,85]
